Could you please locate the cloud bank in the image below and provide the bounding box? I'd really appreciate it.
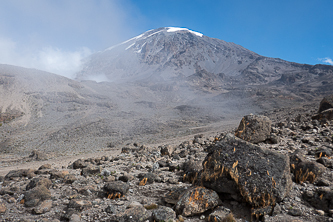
[0,0,143,79]
[319,57,333,65]
[0,36,91,79]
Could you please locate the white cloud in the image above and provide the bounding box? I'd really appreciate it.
[33,47,91,79]
[319,57,333,65]
[0,0,144,79]
[0,36,91,79]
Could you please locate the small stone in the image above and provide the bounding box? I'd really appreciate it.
[152,206,176,221]
[316,209,325,216]
[288,208,303,216]
[38,164,52,170]
[175,186,220,216]
[69,213,81,222]
[0,200,6,214]
[34,200,53,214]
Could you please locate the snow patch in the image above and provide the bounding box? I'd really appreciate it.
[105,33,144,51]
[125,43,135,50]
[135,42,146,53]
[167,27,203,37]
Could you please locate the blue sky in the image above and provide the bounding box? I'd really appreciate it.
[0,0,332,78]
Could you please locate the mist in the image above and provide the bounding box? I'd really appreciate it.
[0,0,144,79]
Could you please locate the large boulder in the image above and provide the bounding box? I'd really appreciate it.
[200,133,292,216]
[235,114,272,143]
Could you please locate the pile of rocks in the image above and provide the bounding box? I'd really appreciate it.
[0,96,332,221]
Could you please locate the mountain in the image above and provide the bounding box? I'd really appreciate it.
[77,27,333,86]
[77,27,258,82]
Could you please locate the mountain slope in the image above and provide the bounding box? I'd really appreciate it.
[77,27,260,82]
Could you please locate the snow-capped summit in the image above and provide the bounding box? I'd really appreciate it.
[105,27,203,52]
[77,27,258,82]
[166,27,203,37]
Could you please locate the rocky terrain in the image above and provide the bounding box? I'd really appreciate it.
[0,95,332,221]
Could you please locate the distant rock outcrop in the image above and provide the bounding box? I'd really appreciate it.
[235,114,272,143]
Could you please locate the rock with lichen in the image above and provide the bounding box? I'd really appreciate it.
[200,133,292,216]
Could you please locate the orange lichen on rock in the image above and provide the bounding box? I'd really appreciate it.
[139,177,148,186]
[272,177,276,188]
[295,168,316,183]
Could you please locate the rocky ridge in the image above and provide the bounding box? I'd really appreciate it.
[0,96,332,221]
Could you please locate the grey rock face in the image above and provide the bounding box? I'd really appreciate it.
[200,133,292,216]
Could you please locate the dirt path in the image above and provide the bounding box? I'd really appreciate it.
[0,149,122,177]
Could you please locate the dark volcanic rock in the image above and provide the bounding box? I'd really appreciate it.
[26,177,52,191]
[68,199,92,211]
[312,108,333,121]
[152,206,176,221]
[200,133,292,216]
[5,169,36,180]
[72,159,88,169]
[103,181,129,198]
[235,114,272,143]
[319,94,333,113]
[81,164,101,176]
[294,161,326,183]
[303,187,333,212]
[115,205,151,222]
[182,159,203,183]
[24,185,51,207]
[207,206,232,222]
[317,157,333,168]
[164,187,189,204]
[175,186,220,216]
